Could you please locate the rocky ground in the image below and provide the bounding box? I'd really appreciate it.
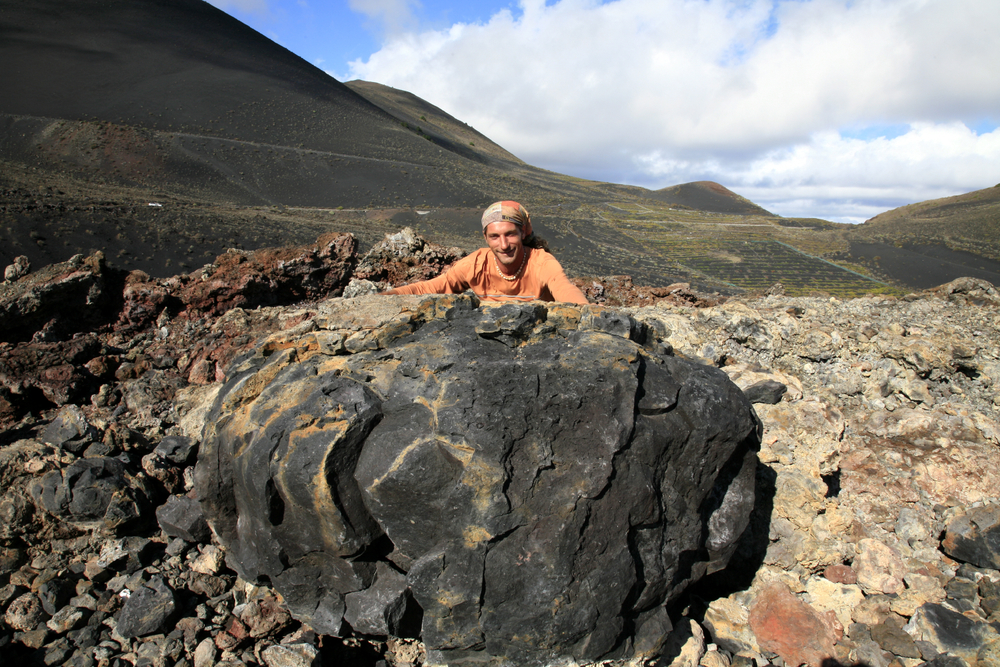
[1,229,999,666]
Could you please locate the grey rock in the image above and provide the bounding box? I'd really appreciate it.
[14,626,51,649]
[917,656,969,667]
[36,575,75,616]
[96,536,157,574]
[155,495,211,543]
[343,279,379,298]
[945,577,979,602]
[41,636,74,665]
[743,379,787,404]
[941,504,1000,570]
[260,642,321,667]
[980,577,1000,616]
[115,576,176,638]
[872,615,922,659]
[40,405,99,453]
[852,639,893,667]
[196,298,760,665]
[154,435,198,465]
[66,622,101,648]
[46,605,87,633]
[344,561,411,636]
[905,603,996,667]
[4,255,30,282]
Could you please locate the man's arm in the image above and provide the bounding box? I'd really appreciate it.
[536,253,589,305]
[381,255,475,296]
[382,272,452,296]
[549,278,589,305]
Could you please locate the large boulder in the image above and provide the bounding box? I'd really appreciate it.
[195,295,761,666]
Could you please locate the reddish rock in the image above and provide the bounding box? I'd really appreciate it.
[117,233,356,333]
[215,616,249,651]
[0,252,123,344]
[239,595,292,639]
[575,275,723,308]
[353,227,466,287]
[0,334,110,425]
[749,582,843,667]
[824,564,858,585]
[187,359,216,385]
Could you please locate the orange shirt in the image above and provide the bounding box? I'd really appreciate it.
[392,247,588,304]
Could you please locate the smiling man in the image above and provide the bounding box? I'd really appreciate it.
[383,201,589,305]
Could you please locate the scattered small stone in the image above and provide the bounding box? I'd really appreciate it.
[3,237,1000,667]
[46,605,87,633]
[260,642,321,667]
[190,545,224,575]
[6,591,49,631]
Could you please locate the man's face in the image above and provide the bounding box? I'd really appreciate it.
[484,220,524,269]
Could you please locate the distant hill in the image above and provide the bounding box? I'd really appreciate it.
[856,184,1000,258]
[647,181,773,216]
[831,184,1000,290]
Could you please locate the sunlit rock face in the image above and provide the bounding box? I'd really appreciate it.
[195,294,761,666]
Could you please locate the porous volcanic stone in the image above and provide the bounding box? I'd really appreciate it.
[195,295,761,666]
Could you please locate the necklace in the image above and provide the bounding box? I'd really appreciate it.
[495,249,526,281]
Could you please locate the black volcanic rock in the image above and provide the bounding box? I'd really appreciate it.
[941,504,1000,570]
[29,456,154,534]
[194,295,761,665]
[114,576,176,638]
[155,494,210,544]
[744,379,787,404]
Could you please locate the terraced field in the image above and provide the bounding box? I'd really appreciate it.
[528,202,906,297]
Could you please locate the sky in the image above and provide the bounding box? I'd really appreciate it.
[207,0,1000,223]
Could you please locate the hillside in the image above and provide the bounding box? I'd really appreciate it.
[835,185,1000,289]
[648,181,774,216]
[1,0,998,297]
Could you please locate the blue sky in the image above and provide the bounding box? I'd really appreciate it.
[208,0,1000,223]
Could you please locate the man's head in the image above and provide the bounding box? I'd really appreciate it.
[482,201,531,272]
[481,201,532,238]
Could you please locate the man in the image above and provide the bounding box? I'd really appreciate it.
[383,201,589,305]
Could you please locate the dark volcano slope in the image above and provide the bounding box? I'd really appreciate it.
[0,0,545,208]
[1,0,411,158]
[649,181,773,216]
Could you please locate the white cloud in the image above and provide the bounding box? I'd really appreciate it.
[347,0,1000,221]
[638,123,1000,222]
[348,0,422,37]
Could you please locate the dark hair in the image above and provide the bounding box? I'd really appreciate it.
[522,233,550,252]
